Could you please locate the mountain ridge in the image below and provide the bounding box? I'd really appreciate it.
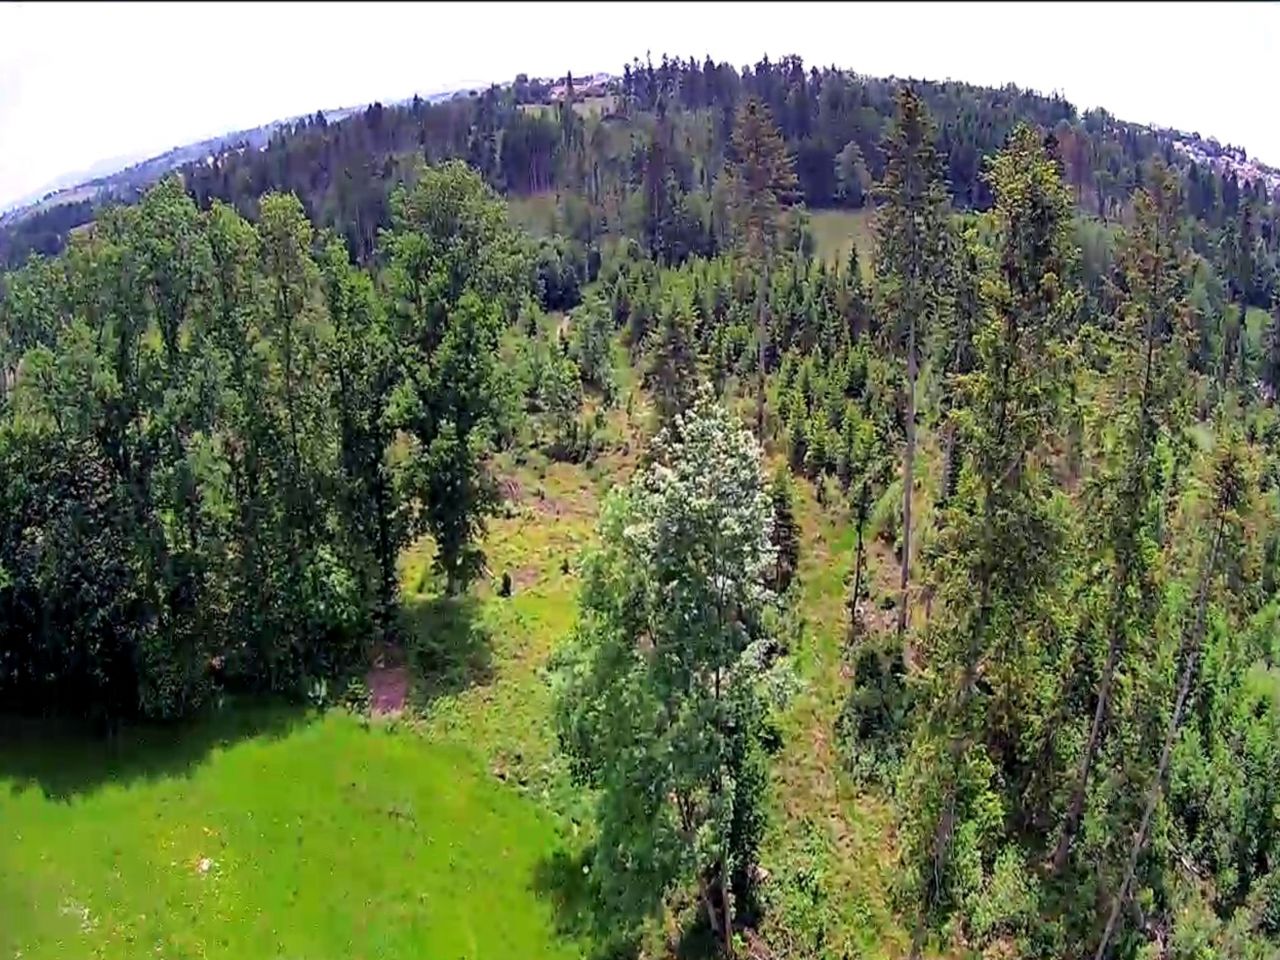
[0,77,559,224]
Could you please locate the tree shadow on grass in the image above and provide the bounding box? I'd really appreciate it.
[673,911,719,960]
[531,847,727,960]
[0,697,311,803]
[400,593,494,709]
[531,846,641,960]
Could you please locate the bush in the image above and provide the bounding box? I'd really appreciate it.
[966,846,1042,946]
[533,235,586,312]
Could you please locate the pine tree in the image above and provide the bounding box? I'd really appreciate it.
[1264,294,1280,403]
[898,125,1077,959]
[873,87,951,638]
[1052,164,1194,874]
[770,466,800,592]
[845,240,870,342]
[1094,435,1253,960]
[646,285,701,430]
[725,97,799,437]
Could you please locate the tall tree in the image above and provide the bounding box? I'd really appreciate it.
[555,389,783,953]
[382,162,528,593]
[1052,165,1194,873]
[319,236,403,639]
[724,97,799,437]
[872,87,951,637]
[896,125,1077,959]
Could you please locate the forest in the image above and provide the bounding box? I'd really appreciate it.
[4,50,1280,960]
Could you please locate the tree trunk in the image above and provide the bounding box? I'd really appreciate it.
[1094,516,1225,960]
[849,478,869,647]
[942,418,956,502]
[909,784,957,960]
[698,875,721,948]
[756,267,769,441]
[718,864,734,956]
[375,473,398,641]
[1051,595,1122,872]
[898,314,917,638]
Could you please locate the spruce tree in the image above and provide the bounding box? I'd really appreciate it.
[770,466,800,593]
[725,97,799,437]
[897,125,1077,959]
[1094,436,1253,960]
[873,87,951,638]
[1052,164,1195,873]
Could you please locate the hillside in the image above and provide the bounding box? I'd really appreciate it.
[4,55,1280,960]
[3,54,1278,302]
[0,70,601,230]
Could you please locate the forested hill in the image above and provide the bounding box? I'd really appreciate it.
[3,53,1278,308]
[9,46,1280,960]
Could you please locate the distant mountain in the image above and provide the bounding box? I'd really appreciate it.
[0,99,409,229]
[1,151,154,215]
[0,77,581,229]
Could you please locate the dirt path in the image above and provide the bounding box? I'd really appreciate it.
[367,642,408,714]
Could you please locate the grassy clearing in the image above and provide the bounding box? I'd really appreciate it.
[397,450,632,818]
[754,461,912,959]
[506,191,560,238]
[0,708,583,960]
[1,331,918,958]
[519,96,617,119]
[808,207,877,271]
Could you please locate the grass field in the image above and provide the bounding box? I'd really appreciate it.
[0,709,583,960]
[808,207,877,271]
[506,191,560,238]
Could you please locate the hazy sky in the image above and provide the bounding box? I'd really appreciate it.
[2,1,1278,209]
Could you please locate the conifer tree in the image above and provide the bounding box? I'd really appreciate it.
[897,125,1077,959]
[1094,436,1253,960]
[725,97,798,437]
[873,87,951,637]
[770,465,800,592]
[1052,164,1194,873]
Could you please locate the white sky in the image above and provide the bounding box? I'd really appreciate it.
[1,1,1278,210]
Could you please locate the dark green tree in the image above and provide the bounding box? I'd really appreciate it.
[873,87,951,638]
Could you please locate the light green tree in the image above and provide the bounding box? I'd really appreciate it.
[555,388,784,953]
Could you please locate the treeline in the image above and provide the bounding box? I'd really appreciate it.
[0,199,97,267]
[7,52,1279,307]
[0,164,531,723]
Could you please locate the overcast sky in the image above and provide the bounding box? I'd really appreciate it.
[1,1,1277,210]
